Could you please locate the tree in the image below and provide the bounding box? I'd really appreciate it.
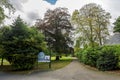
[0,0,15,66]
[72,3,111,47]
[36,7,73,60]
[1,16,45,70]
[113,16,120,33]
[0,26,10,66]
[0,0,15,24]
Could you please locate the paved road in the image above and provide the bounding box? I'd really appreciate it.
[1,59,120,80]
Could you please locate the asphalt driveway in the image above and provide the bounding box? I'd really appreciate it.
[0,59,120,80]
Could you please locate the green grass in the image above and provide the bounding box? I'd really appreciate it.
[0,59,10,65]
[37,56,73,70]
[0,56,73,74]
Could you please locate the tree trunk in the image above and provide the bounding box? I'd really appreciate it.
[89,20,94,47]
[55,56,60,60]
[1,56,3,66]
[98,25,102,46]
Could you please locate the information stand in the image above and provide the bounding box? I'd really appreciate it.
[38,52,51,68]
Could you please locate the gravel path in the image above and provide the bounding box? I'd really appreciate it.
[1,59,120,80]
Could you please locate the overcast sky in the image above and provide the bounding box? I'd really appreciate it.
[5,0,120,29]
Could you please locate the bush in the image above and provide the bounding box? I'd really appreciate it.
[83,47,101,67]
[76,48,84,62]
[113,45,120,60]
[97,46,119,71]
[77,47,101,67]
[10,54,37,70]
[76,45,119,71]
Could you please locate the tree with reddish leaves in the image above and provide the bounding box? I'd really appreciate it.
[36,7,74,60]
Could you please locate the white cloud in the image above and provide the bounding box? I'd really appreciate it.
[6,0,120,26]
[9,0,28,11]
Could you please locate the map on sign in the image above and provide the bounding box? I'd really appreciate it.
[38,52,50,62]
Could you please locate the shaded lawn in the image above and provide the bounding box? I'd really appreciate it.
[0,56,73,74]
[38,56,73,70]
[0,59,10,65]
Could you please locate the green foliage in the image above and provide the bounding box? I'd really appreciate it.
[0,0,15,24]
[78,47,101,67]
[97,46,119,71]
[0,0,15,11]
[0,26,10,66]
[113,16,120,33]
[114,45,120,61]
[72,3,111,47]
[77,45,119,71]
[1,17,46,70]
[0,7,5,24]
[36,7,74,60]
[75,48,83,61]
[11,54,37,70]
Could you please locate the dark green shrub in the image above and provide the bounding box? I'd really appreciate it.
[76,49,84,62]
[82,47,101,67]
[97,46,119,71]
[77,47,101,67]
[1,17,46,70]
[114,45,120,60]
[77,45,120,71]
[10,54,37,70]
[77,48,89,63]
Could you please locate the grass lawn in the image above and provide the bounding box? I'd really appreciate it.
[37,56,73,70]
[0,59,10,65]
[0,56,73,74]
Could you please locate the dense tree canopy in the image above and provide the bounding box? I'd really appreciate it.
[1,16,46,70]
[113,16,120,33]
[36,7,74,60]
[0,26,9,66]
[72,3,111,48]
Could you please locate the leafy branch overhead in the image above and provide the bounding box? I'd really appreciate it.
[0,0,15,24]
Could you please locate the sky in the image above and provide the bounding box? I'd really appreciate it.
[5,0,120,31]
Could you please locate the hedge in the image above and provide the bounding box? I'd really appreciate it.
[77,45,119,71]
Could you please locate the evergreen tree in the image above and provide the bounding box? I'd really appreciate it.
[1,16,45,70]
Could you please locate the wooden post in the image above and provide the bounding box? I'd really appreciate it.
[49,50,51,68]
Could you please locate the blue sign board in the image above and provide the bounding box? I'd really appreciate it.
[38,52,50,62]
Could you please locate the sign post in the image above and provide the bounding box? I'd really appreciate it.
[49,50,51,68]
[38,52,51,68]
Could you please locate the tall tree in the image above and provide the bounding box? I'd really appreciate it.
[0,0,15,66]
[113,16,120,33]
[72,3,111,47]
[1,17,46,70]
[36,7,73,60]
[0,26,9,66]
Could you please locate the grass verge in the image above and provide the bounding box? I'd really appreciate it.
[0,56,73,74]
